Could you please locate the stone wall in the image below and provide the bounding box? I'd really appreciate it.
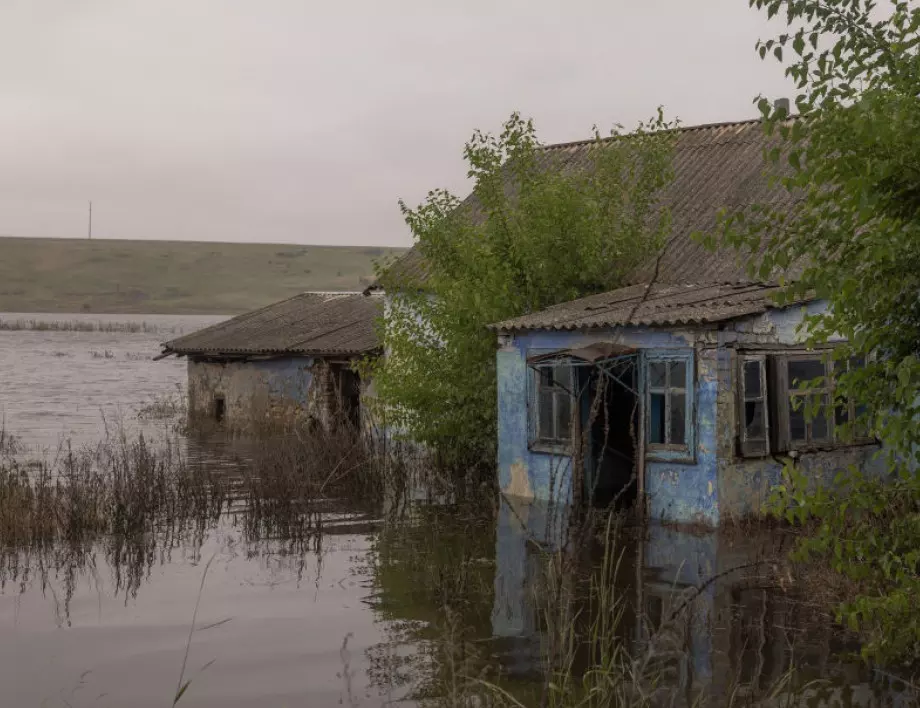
[187,356,315,429]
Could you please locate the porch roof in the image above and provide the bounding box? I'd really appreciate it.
[492,282,791,333]
[527,341,637,365]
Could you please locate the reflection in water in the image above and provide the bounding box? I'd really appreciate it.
[487,499,917,707]
[2,319,918,706]
[3,480,918,706]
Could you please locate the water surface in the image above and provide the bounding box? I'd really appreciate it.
[0,312,225,451]
[1,316,914,707]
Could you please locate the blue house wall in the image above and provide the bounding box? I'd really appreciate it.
[496,301,884,526]
[497,325,721,525]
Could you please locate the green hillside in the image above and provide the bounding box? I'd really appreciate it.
[0,237,405,314]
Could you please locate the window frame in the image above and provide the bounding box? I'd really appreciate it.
[643,349,695,463]
[749,349,877,454]
[737,355,770,458]
[783,352,835,449]
[528,359,576,453]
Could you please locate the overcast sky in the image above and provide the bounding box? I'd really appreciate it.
[0,1,791,247]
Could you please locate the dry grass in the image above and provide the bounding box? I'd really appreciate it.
[0,415,413,551]
[137,387,188,421]
[0,236,405,314]
[0,433,226,547]
[0,318,167,333]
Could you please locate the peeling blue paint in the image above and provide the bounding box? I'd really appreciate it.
[496,299,887,526]
[647,351,718,526]
[497,327,714,523]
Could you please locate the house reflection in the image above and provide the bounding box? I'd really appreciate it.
[491,497,916,705]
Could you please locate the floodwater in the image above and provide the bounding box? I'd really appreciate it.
[0,316,916,707]
[0,312,225,452]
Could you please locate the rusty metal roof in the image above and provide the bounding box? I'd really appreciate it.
[161,292,381,357]
[492,282,786,332]
[381,118,795,289]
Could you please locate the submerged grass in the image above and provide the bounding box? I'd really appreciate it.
[0,415,412,551]
[3,413,917,706]
[0,432,225,547]
[0,318,175,334]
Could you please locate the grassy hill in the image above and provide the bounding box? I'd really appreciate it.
[0,237,405,314]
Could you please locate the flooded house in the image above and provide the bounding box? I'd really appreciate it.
[487,119,882,527]
[158,292,381,429]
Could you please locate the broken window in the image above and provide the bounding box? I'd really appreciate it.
[531,362,574,448]
[738,356,769,457]
[645,350,694,459]
[737,350,872,456]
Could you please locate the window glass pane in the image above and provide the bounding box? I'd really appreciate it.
[538,390,555,439]
[669,361,686,388]
[743,361,762,398]
[789,358,825,386]
[789,398,807,441]
[855,403,870,438]
[811,410,830,441]
[745,401,764,439]
[556,392,572,442]
[833,357,846,377]
[649,362,666,388]
[835,403,849,428]
[670,392,686,444]
[811,395,830,441]
[554,364,572,391]
[650,392,666,444]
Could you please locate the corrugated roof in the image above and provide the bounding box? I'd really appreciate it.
[491,282,786,332]
[161,292,381,357]
[381,118,795,289]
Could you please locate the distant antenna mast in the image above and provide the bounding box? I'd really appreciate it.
[88,201,93,239]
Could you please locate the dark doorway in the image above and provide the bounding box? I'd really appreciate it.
[585,363,637,509]
[331,365,361,429]
[213,394,226,423]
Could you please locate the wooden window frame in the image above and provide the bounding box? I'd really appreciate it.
[644,349,695,463]
[738,355,770,458]
[529,361,575,453]
[770,351,875,453]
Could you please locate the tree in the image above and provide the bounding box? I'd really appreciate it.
[369,112,677,468]
[720,0,920,664]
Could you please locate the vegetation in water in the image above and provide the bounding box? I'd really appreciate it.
[4,416,919,704]
[712,0,920,665]
[0,317,171,333]
[137,386,188,421]
[366,112,677,466]
[0,420,407,551]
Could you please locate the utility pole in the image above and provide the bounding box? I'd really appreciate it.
[88,201,93,239]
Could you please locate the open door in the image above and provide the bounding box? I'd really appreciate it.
[584,359,638,509]
[529,342,639,510]
[330,364,361,429]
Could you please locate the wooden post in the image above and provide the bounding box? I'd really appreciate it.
[636,362,646,521]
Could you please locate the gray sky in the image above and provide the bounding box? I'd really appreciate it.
[0,1,791,247]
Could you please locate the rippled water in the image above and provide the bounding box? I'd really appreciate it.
[0,314,408,707]
[1,316,915,707]
[0,312,226,452]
